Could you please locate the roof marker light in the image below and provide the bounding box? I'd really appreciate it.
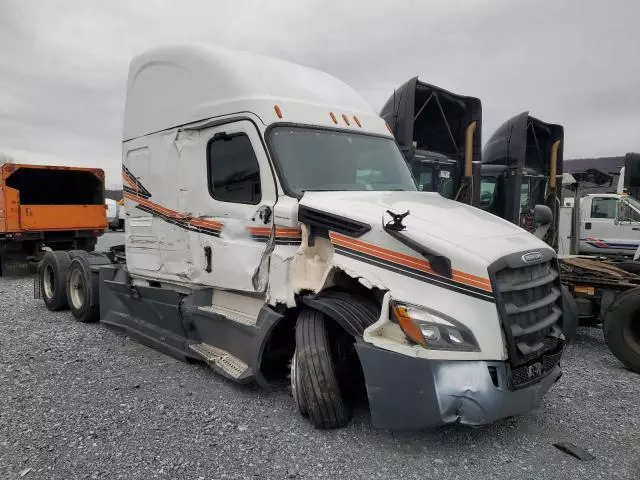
[329,112,338,124]
[353,116,361,127]
[274,105,283,119]
[341,114,350,126]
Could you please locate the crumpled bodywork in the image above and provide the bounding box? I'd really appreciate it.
[355,341,562,430]
[266,224,387,307]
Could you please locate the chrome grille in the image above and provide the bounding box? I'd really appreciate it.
[495,259,563,368]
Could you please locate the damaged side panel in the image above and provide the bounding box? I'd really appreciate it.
[124,118,278,293]
[267,224,388,307]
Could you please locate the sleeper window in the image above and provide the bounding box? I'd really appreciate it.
[207,133,262,204]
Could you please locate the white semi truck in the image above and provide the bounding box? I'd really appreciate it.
[36,45,565,430]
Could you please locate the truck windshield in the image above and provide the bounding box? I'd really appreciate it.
[268,127,417,196]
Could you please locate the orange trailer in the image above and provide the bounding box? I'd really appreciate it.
[0,163,107,274]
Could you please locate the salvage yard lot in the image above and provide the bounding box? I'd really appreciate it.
[1,268,638,479]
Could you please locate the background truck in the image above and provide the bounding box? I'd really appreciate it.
[105,198,125,231]
[558,153,640,257]
[381,78,640,373]
[558,193,640,256]
[0,163,107,275]
[36,44,565,431]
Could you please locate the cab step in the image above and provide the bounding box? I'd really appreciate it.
[188,342,252,382]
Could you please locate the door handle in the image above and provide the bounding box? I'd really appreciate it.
[585,222,591,230]
[204,246,212,273]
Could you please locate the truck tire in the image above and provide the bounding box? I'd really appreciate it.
[613,260,640,276]
[603,287,640,373]
[39,251,71,311]
[561,285,578,344]
[68,250,89,260]
[65,256,100,323]
[294,308,350,429]
[290,349,309,417]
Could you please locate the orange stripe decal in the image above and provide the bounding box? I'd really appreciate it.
[330,232,492,292]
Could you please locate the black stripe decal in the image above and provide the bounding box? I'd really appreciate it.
[275,239,302,246]
[334,245,495,303]
[135,204,221,238]
[122,165,152,198]
[252,234,301,245]
[123,185,152,199]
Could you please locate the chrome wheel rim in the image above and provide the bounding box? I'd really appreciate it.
[43,265,55,299]
[69,269,85,310]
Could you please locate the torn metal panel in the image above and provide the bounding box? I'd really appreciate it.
[266,251,296,307]
[290,225,335,292]
[171,130,199,154]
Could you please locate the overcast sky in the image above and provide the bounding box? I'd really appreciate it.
[1,0,639,187]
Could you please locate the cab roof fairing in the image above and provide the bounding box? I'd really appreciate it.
[123,44,390,141]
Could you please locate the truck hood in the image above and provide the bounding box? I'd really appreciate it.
[300,191,550,266]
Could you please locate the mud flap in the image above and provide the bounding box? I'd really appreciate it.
[302,291,379,337]
[181,297,282,386]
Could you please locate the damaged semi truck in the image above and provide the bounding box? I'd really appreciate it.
[37,45,564,430]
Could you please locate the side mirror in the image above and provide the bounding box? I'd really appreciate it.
[616,200,632,224]
[534,204,553,226]
[532,204,553,242]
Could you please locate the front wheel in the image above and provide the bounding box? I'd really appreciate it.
[292,308,351,429]
[604,287,640,373]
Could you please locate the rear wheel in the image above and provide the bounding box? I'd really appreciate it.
[604,287,640,373]
[293,308,350,429]
[39,251,71,311]
[66,257,99,323]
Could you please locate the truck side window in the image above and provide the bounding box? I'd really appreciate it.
[480,177,497,208]
[590,197,617,219]
[207,133,262,204]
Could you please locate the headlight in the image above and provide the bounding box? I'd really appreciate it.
[391,302,480,351]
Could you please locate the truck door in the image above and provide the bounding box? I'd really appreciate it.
[580,196,640,255]
[192,120,277,292]
[613,198,640,254]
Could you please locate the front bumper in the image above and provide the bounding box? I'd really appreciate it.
[355,342,562,430]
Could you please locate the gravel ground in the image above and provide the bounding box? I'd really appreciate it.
[1,269,639,479]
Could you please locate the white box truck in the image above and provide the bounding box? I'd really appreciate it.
[36,45,565,430]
